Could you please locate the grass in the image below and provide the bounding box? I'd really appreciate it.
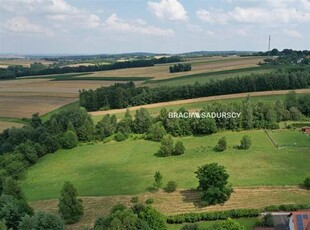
[25,72,152,81]
[268,130,310,148]
[166,217,259,230]
[40,100,79,121]
[22,130,310,201]
[144,67,273,87]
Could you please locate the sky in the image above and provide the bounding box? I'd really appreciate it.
[0,0,309,54]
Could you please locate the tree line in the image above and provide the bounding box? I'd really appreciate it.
[80,67,310,111]
[169,63,191,73]
[0,56,182,80]
[0,92,308,184]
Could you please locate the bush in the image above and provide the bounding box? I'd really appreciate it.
[262,213,274,227]
[173,141,185,155]
[165,181,177,193]
[158,135,174,157]
[114,132,127,142]
[303,177,310,189]
[153,171,163,189]
[131,196,139,203]
[146,122,166,142]
[166,208,261,224]
[145,198,154,205]
[181,223,199,230]
[19,211,65,230]
[215,137,227,152]
[61,131,78,149]
[240,135,251,150]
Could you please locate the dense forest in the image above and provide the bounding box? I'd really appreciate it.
[0,56,182,80]
[80,67,310,111]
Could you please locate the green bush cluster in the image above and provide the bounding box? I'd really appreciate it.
[166,209,261,224]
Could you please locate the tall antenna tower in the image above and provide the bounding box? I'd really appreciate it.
[268,35,271,59]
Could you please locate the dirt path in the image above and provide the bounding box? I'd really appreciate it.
[30,186,310,229]
[90,89,310,116]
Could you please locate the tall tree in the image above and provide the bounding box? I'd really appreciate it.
[58,182,83,224]
[195,163,233,205]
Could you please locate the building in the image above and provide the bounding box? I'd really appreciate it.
[289,211,310,230]
[301,126,310,134]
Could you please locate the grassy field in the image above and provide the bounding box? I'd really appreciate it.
[268,130,310,148]
[90,90,310,123]
[22,129,310,201]
[144,67,273,87]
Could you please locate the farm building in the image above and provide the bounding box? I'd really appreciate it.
[288,211,310,230]
[301,126,310,133]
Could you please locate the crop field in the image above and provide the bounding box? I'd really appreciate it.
[89,89,310,123]
[85,56,264,81]
[0,77,116,120]
[0,59,54,68]
[22,129,310,201]
[0,121,24,132]
[144,67,273,87]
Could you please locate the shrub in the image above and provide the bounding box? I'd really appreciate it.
[146,122,166,142]
[19,211,65,230]
[215,137,227,152]
[114,132,127,142]
[262,213,274,227]
[131,196,139,203]
[158,135,174,157]
[145,198,154,204]
[166,208,261,224]
[165,181,177,193]
[153,171,163,189]
[303,177,310,189]
[181,223,199,230]
[173,141,185,155]
[61,131,78,149]
[240,135,251,150]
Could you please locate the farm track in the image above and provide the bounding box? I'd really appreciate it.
[30,186,310,230]
[90,89,310,116]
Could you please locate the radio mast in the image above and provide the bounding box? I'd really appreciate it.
[268,35,271,59]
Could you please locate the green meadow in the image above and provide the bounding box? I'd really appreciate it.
[22,130,310,201]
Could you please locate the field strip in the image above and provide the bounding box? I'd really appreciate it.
[29,186,310,229]
[89,89,310,116]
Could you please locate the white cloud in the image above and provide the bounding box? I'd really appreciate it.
[283,29,303,38]
[2,16,54,36]
[197,6,310,24]
[103,14,174,36]
[0,0,101,29]
[148,0,188,21]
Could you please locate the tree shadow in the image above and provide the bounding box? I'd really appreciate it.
[146,186,158,193]
[180,189,208,208]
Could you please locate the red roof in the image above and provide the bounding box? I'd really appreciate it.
[290,211,310,230]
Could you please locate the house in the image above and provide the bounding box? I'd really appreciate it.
[301,126,310,134]
[288,211,310,230]
[306,55,310,59]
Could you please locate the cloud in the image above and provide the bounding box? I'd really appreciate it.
[197,6,310,24]
[2,16,54,36]
[0,0,101,29]
[103,13,174,36]
[148,0,188,21]
[283,29,303,38]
